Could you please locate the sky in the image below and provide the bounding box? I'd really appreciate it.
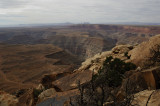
[0,0,160,25]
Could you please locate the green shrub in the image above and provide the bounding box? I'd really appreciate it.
[74,56,137,106]
[94,56,137,87]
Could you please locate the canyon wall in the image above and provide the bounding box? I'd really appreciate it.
[0,24,160,60]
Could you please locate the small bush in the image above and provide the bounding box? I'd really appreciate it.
[99,56,136,87]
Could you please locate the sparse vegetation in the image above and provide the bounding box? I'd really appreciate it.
[72,56,137,106]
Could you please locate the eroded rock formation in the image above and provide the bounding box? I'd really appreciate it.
[129,34,160,67]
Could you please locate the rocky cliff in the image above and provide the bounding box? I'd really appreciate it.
[36,35,160,106]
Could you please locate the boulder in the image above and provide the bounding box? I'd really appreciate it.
[129,34,160,67]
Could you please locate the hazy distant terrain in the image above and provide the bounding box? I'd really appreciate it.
[0,24,160,59]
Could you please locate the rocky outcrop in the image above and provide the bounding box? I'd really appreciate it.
[129,34,160,67]
[132,90,160,106]
[77,45,134,73]
[0,91,18,106]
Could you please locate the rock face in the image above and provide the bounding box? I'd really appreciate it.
[42,35,117,59]
[0,91,18,106]
[132,90,160,106]
[129,34,160,67]
[141,66,160,89]
[77,44,134,73]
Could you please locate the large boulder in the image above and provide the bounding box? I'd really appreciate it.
[129,34,160,67]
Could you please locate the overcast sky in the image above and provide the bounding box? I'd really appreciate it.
[0,0,160,25]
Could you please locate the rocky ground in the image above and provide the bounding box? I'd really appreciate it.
[37,35,160,106]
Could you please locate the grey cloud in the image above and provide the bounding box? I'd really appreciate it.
[0,0,160,25]
[0,0,29,8]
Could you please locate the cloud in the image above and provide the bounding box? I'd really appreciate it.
[0,0,29,8]
[0,0,160,25]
